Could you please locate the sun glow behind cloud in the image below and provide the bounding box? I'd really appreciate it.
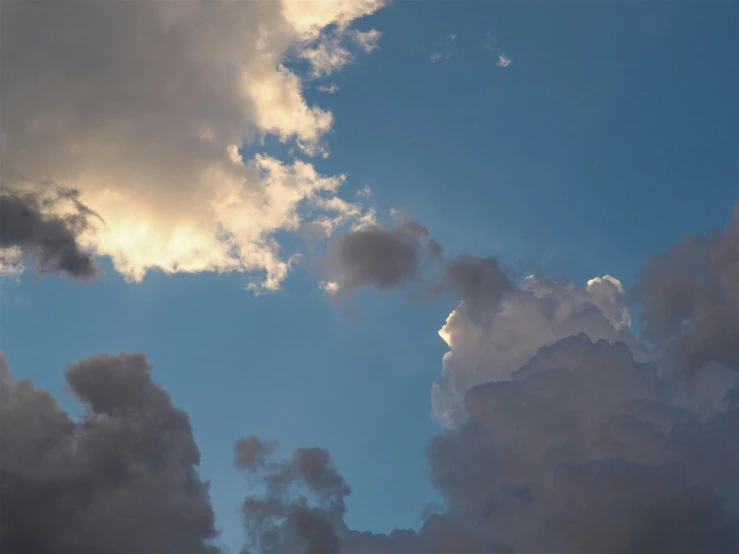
[0,0,386,290]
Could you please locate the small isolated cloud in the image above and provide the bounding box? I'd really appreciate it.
[484,32,497,51]
[429,52,452,63]
[324,219,439,295]
[356,185,373,199]
[316,84,341,94]
[430,33,458,63]
[497,53,512,67]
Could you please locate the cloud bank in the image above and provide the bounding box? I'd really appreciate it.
[4,206,737,554]
[1,0,385,289]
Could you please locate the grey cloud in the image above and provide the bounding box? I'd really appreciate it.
[247,209,738,554]
[239,335,737,554]
[632,202,738,374]
[7,209,737,554]
[0,186,99,279]
[325,221,438,293]
[237,442,350,554]
[0,352,219,554]
[325,221,513,308]
[443,254,512,319]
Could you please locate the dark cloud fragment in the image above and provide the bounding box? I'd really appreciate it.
[0,352,219,554]
[0,186,99,279]
[325,220,436,294]
[443,255,512,307]
[632,202,739,373]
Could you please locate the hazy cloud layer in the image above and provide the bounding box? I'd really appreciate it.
[1,0,384,289]
[0,185,99,279]
[0,352,219,554]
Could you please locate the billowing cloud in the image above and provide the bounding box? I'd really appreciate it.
[0,184,99,279]
[5,203,738,553]
[1,0,385,289]
[236,334,738,553]
[632,203,738,375]
[433,273,650,427]
[0,352,220,554]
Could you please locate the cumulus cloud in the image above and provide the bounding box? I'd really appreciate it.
[497,53,511,68]
[0,184,99,279]
[0,352,220,554]
[433,273,651,427]
[632,203,738,375]
[236,334,738,554]
[5,208,738,552]
[1,0,385,289]
[430,33,457,64]
[237,208,737,553]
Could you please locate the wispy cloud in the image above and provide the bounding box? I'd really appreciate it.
[497,52,512,67]
[430,32,457,63]
[316,84,340,94]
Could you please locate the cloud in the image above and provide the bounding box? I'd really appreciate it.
[316,84,341,94]
[5,209,738,552]
[430,33,457,63]
[0,352,220,554]
[497,53,511,68]
[0,184,99,279]
[429,52,452,63]
[632,203,738,375]
[323,219,441,295]
[433,272,651,427]
[1,0,385,290]
[237,332,738,553]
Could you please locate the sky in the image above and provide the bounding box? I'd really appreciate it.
[0,2,737,554]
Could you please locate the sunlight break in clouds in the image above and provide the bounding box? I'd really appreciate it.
[0,0,385,290]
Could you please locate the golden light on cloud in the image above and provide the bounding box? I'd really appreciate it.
[1,0,386,289]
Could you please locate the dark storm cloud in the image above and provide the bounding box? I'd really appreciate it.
[0,186,99,279]
[0,352,219,554]
[632,202,738,373]
[325,220,438,293]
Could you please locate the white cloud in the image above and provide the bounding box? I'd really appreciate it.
[430,52,452,63]
[316,84,341,94]
[352,28,382,53]
[432,274,652,427]
[497,53,512,67]
[1,0,386,290]
[0,247,25,279]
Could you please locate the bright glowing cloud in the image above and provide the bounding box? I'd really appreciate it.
[1,0,386,289]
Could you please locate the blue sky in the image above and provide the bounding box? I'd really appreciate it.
[1,1,737,553]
